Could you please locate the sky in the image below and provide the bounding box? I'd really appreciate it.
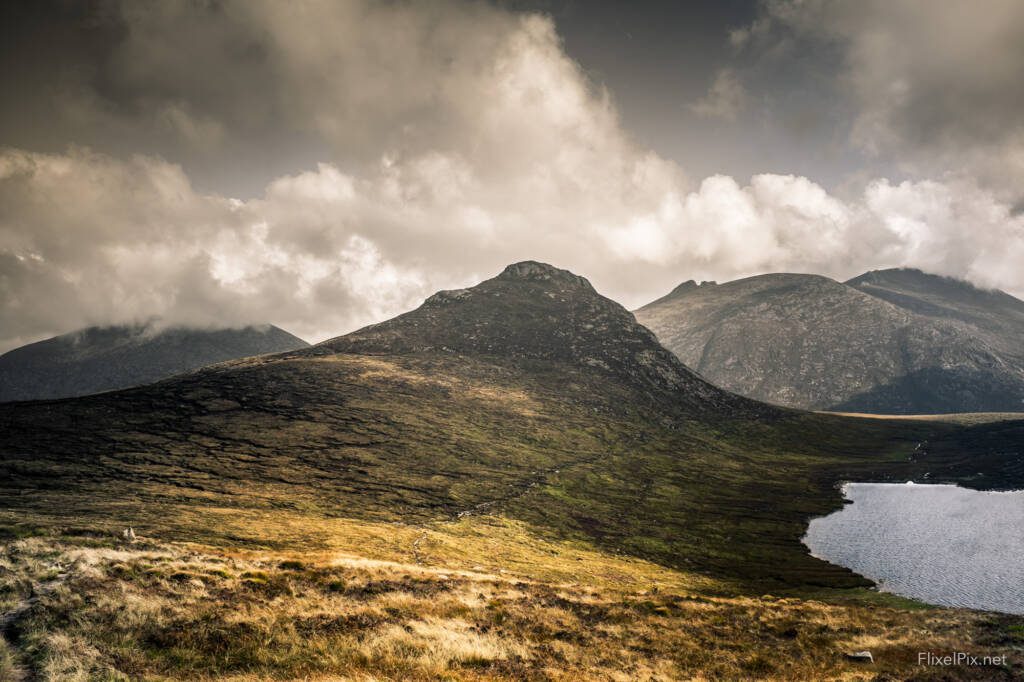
[2,0,1024,351]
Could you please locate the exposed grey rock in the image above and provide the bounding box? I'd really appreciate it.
[635,269,1024,414]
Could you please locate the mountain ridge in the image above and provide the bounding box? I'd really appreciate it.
[0,322,309,402]
[635,268,1024,413]
[849,268,1024,343]
[1,261,1020,598]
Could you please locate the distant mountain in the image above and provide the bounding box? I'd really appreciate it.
[0,323,309,402]
[635,269,1024,414]
[847,268,1024,350]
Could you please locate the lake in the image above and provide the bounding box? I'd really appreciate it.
[803,482,1024,614]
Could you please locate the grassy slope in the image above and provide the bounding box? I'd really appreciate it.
[1,352,1022,679]
[3,350,1020,586]
[0,353,945,587]
[1,261,1022,679]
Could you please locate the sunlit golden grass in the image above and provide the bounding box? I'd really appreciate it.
[1,519,1021,681]
[0,507,721,596]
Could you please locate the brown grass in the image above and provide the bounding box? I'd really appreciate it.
[2,523,1020,681]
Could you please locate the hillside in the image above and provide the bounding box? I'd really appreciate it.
[635,270,1024,413]
[3,261,1019,578]
[848,268,1024,355]
[0,323,309,402]
[316,261,756,415]
[1,262,1021,679]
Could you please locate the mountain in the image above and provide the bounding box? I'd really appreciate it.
[635,269,1024,414]
[0,322,309,402]
[1,261,1021,680]
[3,261,1018,582]
[315,261,752,414]
[848,267,1024,350]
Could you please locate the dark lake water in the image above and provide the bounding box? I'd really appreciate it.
[803,482,1024,614]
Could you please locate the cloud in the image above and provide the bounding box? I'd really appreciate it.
[2,0,1024,353]
[860,178,1024,290]
[0,148,431,350]
[744,0,1024,200]
[689,69,748,121]
[56,1,630,177]
[5,143,1024,353]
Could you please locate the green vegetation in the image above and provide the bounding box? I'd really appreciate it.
[1,352,1020,678]
[1,263,1021,678]
[3,352,1017,590]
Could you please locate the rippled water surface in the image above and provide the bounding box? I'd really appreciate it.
[804,483,1024,614]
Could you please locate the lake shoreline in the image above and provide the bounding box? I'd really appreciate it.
[804,482,1024,615]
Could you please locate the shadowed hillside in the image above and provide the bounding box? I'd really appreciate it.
[849,268,1024,338]
[317,261,761,415]
[3,262,1019,584]
[0,323,309,402]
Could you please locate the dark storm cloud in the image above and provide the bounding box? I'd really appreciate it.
[3,0,770,193]
[1,1,326,196]
[744,0,1024,200]
[2,0,1024,353]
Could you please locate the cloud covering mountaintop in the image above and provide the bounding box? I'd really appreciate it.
[2,0,1023,352]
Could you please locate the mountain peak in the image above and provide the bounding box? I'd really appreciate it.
[496,260,595,289]
[848,267,954,289]
[316,262,746,409]
[667,280,700,297]
[639,273,837,312]
[846,268,1007,299]
[848,266,1024,332]
[637,267,1024,413]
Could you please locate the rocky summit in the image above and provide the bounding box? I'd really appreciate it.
[315,261,754,414]
[635,269,1024,414]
